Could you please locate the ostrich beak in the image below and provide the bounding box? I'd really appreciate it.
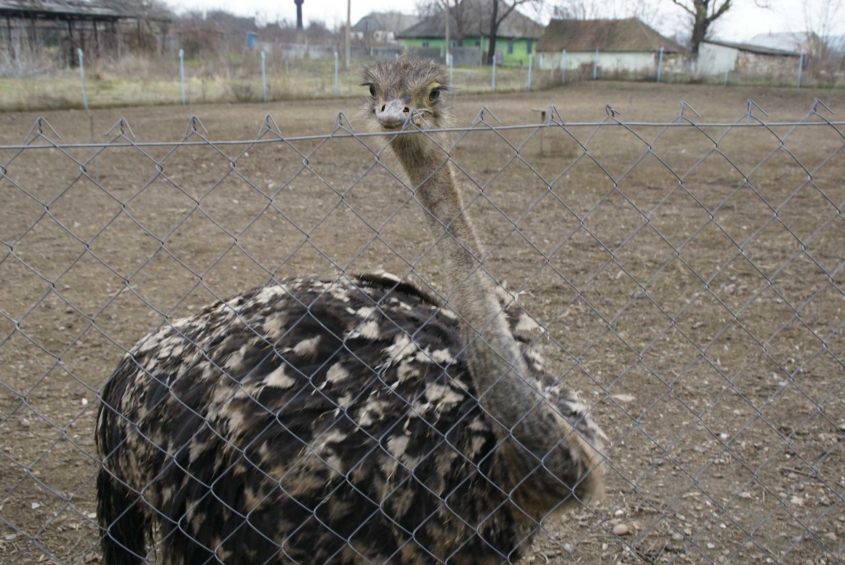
[376,99,411,129]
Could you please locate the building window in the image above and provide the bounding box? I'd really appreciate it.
[507,41,514,54]
[421,41,430,47]
[527,40,533,54]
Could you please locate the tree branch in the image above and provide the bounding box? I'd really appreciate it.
[671,0,697,16]
[496,1,523,26]
[706,0,733,23]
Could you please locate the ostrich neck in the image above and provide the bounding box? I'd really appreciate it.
[393,136,535,431]
[387,134,604,517]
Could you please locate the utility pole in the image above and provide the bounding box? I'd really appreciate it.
[345,0,351,70]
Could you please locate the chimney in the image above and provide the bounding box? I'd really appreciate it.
[295,0,304,30]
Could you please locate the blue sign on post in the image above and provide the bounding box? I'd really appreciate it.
[246,33,258,49]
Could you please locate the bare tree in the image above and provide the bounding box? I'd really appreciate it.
[549,0,669,33]
[416,0,442,17]
[802,0,845,75]
[668,0,770,56]
[415,0,542,64]
[631,0,665,28]
[415,0,475,52]
[485,0,543,65]
[803,0,845,52]
[670,0,730,55]
[450,0,476,43]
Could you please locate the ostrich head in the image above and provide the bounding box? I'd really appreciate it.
[362,57,450,131]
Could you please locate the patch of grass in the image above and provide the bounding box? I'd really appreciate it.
[228,82,258,103]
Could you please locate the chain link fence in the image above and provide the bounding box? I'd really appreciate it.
[1,100,844,564]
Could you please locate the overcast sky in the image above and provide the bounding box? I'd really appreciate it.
[163,0,845,42]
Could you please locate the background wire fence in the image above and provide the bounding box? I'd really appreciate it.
[0,53,551,112]
[0,101,844,564]
[1,47,839,113]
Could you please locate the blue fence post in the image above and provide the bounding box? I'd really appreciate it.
[334,51,339,98]
[797,51,804,88]
[561,49,566,84]
[179,49,186,105]
[527,54,533,91]
[593,48,598,80]
[261,51,267,102]
[492,55,496,92]
[657,46,664,83]
[77,48,88,110]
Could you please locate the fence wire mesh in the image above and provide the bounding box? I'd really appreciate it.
[0,100,844,565]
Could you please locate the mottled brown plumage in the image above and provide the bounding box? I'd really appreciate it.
[96,58,605,565]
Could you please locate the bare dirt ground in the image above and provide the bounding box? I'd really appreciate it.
[1,82,844,564]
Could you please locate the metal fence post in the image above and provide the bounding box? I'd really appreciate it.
[724,57,730,86]
[492,55,496,93]
[797,51,804,88]
[77,48,88,110]
[561,49,566,84]
[657,46,664,83]
[179,49,186,105]
[449,53,454,94]
[527,54,532,92]
[261,51,267,103]
[593,48,598,80]
[334,51,339,99]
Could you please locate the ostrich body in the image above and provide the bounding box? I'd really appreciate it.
[96,58,605,565]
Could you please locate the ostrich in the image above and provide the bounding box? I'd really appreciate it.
[96,57,605,565]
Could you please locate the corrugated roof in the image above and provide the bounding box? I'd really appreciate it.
[536,18,686,53]
[746,32,815,52]
[704,39,800,56]
[0,0,167,20]
[353,12,420,34]
[398,1,543,40]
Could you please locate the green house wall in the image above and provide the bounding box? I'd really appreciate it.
[401,36,536,66]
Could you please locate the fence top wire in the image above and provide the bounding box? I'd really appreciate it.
[0,98,843,151]
[0,95,844,565]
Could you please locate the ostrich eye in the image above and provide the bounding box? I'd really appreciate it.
[369,84,376,98]
[429,88,440,103]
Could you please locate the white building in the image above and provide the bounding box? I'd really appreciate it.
[696,40,801,76]
[536,18,686,76]
[351,12,419,44]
